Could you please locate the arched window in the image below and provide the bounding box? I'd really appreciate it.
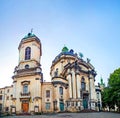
[23,85,28,93]
[81,77,86,91]
[25,47,31,60]
[59,87,63,95]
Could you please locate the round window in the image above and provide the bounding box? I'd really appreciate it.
[25,64,29,69]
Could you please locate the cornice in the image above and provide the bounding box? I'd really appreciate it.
[52,76,68,81]
[52,81,68,88]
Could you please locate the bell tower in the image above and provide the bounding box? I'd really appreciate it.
[18,32,42,71]
[12,32,43,113]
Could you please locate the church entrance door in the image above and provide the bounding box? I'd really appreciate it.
[83,94,88,109]
[60,102,64,111]
[22,103,29,113]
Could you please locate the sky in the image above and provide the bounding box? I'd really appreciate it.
[0,0,120,88]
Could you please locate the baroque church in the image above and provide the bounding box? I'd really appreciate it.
[0,33,102,114]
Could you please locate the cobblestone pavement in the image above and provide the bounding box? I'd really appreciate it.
[3,112,120,118]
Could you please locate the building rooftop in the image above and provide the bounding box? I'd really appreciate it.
[62,46,69,52]
[20,32,41,45]
[23,32,36,39]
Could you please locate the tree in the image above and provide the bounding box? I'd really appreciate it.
[108,68,120,112]
[101,87,115,111]
[101,68,120,112]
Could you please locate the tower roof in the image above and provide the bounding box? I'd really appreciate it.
[18,32,41,54]
[20,32,41,44]
[23,32,36,39]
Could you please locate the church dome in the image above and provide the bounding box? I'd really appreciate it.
[20,32,41,44]
[52,46,76,65]
[18,32,41,50]
[23,32,36,39]
[22,32,40,42]
[62,46,69,52]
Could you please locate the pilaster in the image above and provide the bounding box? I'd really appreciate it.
[67,73,72,98]
[72,70,76,99]
[76,72,80,98]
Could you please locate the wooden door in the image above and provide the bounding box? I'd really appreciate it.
[22,103,29,112]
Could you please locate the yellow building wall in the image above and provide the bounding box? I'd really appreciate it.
[13,74,42,113]
[0,86,13,112]
[41,83,53,113]
[19,41,41,70]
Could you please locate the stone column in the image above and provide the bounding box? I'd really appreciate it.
[35,78,41,97]
[76,73,80,98]
[67,73,72,98]
[89,76,92,109]
[91,79,96,99]
[72,70,76,99]
[37,78,39,97]
[13,81,17,98]
[89,74,96,110]
[60,60,64,73]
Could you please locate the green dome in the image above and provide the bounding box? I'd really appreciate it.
[23,32,36,39]
[62,46,69,52]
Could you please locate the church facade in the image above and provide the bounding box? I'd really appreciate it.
[0,33,101,114]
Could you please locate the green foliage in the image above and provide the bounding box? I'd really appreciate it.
[102,87,115,109]
[109,68,120,87]
[102,68,120,112]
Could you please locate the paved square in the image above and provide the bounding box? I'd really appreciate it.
[3,112,120,118]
